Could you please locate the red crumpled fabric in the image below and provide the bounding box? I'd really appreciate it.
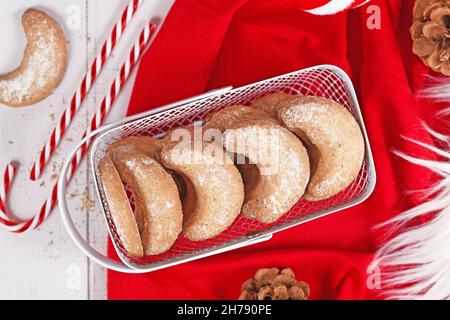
[107,0,440,300]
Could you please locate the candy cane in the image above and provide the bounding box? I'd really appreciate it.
[74,22,155,177]
[0,22,155,233]
[29,0,143,181]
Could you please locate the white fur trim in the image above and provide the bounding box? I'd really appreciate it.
[421,77,450,102]
[371,79,450,300]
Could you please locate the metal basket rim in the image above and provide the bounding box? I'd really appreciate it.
[89,64,377,272]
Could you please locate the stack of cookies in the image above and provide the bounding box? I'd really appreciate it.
[99,93,365,258]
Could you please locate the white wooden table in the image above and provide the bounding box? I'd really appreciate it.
[0,0,173,300]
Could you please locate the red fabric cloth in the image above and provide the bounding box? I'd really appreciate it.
[107,0,441,299]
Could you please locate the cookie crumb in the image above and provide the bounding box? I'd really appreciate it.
[80,196,94,211]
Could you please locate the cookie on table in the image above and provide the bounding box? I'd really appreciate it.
[0,8,68,107]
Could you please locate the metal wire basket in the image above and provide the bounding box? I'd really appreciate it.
[58,65,376,273]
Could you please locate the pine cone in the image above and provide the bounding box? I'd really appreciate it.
[238,267,310,300]
[411,0,450,76]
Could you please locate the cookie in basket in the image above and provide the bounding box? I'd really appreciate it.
[106,138,183,256]
[278,96,365,201]
[109,135,187,199]
[108,135,162,159]
[222,118,310,223]
[203,105,275,132]
[98,158,143,258]
[160,125,245,241]
[251,92,297,119]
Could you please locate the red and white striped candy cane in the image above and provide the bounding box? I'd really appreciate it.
[29,0,143,181]
[0,163,57,232]
[0,22,155,233]
[74,22,155,175]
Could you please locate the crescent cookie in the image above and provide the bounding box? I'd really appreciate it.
[203,105,274,132]
[108,136,162,160]
[109,136,187,199]
[223,118,310,223]
[278,96,365,201]
[0,9,68,107]
[251,92,296,118]
[98,158,143,258]
[160,126,244,241]
[107,138,183,256]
